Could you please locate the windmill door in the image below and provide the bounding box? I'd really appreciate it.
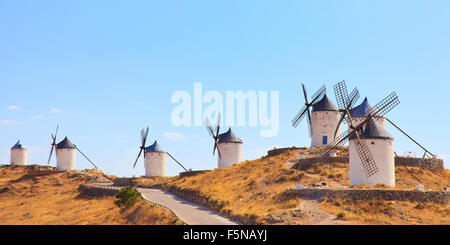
[322,136,328,145]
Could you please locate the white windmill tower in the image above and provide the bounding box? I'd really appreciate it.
[292,83,348,147]
[144,141,167,177]
[205,113,243,169]
[133,127,188,177]
[47,126,98,171]
[55,137,76,170]
[348,119,395,187]
[321,82,400,187]
[10,140,28,166]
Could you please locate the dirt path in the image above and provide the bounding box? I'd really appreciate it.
[285,150,350,225]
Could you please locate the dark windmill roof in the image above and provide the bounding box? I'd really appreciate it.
[350,119,393,140]
[349,97,374,117]
[311,94,338,112]
[11,140,24,149]
[218,128,243,143]
[145,141,165,153]
[56,137,76,149]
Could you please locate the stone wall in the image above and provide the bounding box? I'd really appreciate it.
[291,156,445,172]
[267,147,302,157]
[285,188,449,204]
[78,184,119,197]
[113,178,137,186]
[179,170,210,178]
[395,157,444,172]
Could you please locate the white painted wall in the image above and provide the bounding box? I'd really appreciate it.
[56,148,76,170]
[10,149,28,166]
[218,142,243,168]
[144,152,167,177]
[349,138,395,187]
[311,111,341,147]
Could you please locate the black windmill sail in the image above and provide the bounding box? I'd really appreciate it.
[205,112,222,158]
[320,84,400,178]
[47,125,59,165]
[333,80,361,138]
[133,126,149,168]
[291,83,326,137]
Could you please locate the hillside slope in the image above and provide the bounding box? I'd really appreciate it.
[155,147,449,225]
[0,165,177,225]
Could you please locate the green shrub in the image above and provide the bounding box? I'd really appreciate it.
[337,212,345,219]
[248,213,259,220]
[115,183,141,208]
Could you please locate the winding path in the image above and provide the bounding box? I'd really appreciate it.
[93,183,238,225]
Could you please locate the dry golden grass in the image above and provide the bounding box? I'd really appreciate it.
[320,196,450,225]
[162,146,449,224]
[0,165,177,225]
[165,149,313,222]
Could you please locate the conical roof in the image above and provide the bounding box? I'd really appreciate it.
[56,137,76,149]
[312,94,338,112]
[11,140,24,149]
[350,119,393,140]
[218,128,243,143]
[349,97,374,117]
[145,140,165,153]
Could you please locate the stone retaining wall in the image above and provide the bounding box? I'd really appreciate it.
[179,170,210,178]
[113,178,137,186]
[78,184,119,197]
[267,147,302,157]
[395,157,444,172]
[291,157,445,172]
[285,188,449,204]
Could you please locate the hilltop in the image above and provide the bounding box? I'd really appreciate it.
[135,146,450,225]
[0,165,177,225]
[1,146,448,225]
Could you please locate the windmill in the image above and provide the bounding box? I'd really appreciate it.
[291,83,346,147]
[334,81,434,159]
[10,140,28,166]
[320,81,400,185]
[47,125,98,170]
[205,113,243,168]
[132,126,189,176]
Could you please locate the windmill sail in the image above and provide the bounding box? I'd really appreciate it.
[133,126,149,168]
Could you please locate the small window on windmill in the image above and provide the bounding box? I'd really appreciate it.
[371,141,375,145]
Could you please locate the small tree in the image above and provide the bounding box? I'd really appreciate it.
[115,183,141,208]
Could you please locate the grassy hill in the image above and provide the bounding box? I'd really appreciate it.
[0,165,177,225]
[137,147,450,225]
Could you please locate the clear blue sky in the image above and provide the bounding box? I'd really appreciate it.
[1,0,449,176]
